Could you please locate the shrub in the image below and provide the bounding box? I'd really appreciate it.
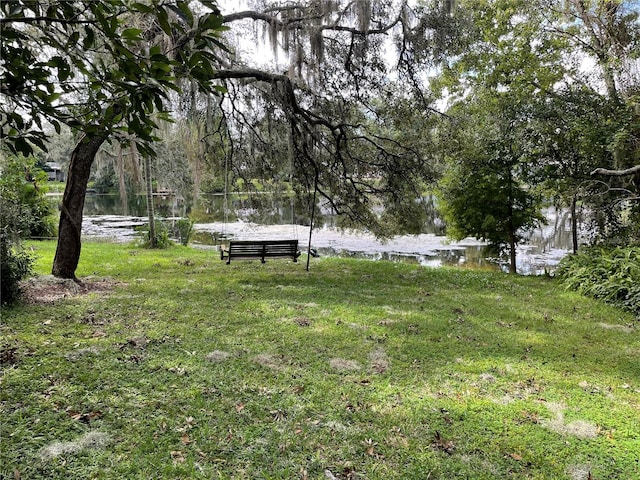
[0,199,35,306]
[556,246,640,317]
[0,154,56,238]
[173,218,194,246]
[1,237,34,306]
[0,154,45,305]
[137,219,172,249]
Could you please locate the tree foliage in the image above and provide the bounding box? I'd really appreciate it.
[1,0,228,157]
[433,0,639,266]
[0,154,48,305]
[0,154,56,238]
[1,0,229,278]
[208,1,447,237]
[438,93,545,273]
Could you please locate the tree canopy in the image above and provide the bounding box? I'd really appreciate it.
[433,0,639,265]
[1,0,227,157]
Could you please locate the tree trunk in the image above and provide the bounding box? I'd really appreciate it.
[141,144,157,247]
[506,164,517,274]
[508,228,517,274]
[115,143,129,215]
[571,194,578,254]
[52,133,108,280]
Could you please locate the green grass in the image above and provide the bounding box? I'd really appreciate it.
[2,240,639,479]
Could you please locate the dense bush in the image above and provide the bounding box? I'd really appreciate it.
[137,219,171,249]
[556,246,640,317]
[0,235,34,306]
[0,199,34,306]
[173,218,194,246]
[0,154,49,305]
[0,154,56,238]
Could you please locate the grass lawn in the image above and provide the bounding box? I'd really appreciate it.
[2,240,639,479]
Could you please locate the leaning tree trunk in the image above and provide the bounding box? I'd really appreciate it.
[52,133,108,280]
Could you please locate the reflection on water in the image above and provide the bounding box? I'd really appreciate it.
[81,193,583,275]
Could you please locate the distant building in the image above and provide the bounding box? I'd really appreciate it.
[44,162,65,182]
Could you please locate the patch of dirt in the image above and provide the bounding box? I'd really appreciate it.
[540,402,599,439]
[329,358,362,372]
[368,347,390,374]
[0,344,19,366]
[252,353,288,371]
[598,322,635,333]
[39,431,112,461]
[20,275,122,305]
[566,464,596,480]
[206,350,231,363]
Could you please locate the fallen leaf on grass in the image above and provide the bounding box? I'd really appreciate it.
[67,410,103,423]
[324,470,338,480]
[168,366,187,376]
[181,433,192,445]
[1,345,18,366]
[432,431,456,454]
[362,438,377,456]
[235,403,245,412]
[271,409,287,421]
[171,450,185,464]
[509,452,523,461]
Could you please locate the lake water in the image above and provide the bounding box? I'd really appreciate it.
[80,193,582,275]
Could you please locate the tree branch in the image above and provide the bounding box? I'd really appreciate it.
[0,16,95,25]
[223,9,402,35]
[591,165,640,177]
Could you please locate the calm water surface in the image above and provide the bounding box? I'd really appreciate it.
[80,193,584,275]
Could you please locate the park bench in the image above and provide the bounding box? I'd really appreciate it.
[220,239,301,264]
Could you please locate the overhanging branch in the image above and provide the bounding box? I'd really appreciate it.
[591,165,640,177]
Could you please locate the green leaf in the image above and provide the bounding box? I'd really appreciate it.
[14,137,33,157]
[68,31,80,46]
[131,2,154,14]
[176,1,194,25]
[83,26,95,50]
[157,6,171,35]
[46,92,61,103]
[122,28,143,41]
[28,134,47,152]
[201,12,226,31]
